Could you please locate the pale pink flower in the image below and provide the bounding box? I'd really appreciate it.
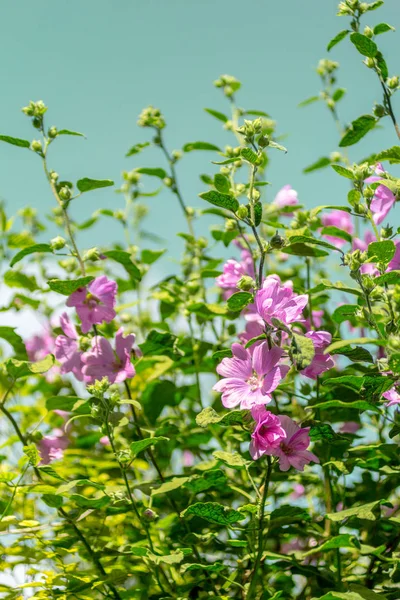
[26,328,54,361]
[383,386,400,407]
[66,275,117,334]
[305,309,324,330]
[253,276,308,328]
[183,450,195,467]
[100,436,111,446]
[339,421,360,434]
[291,484,305,500]
[272,185,299,216]
[238,321,265,347]
[249,406,286,460]
[272,416,319,472]
[353,231,378,275]
[387,241,400,272]
[213,342,289,409]
[82,328,136,384]
[38,428,69,464]
[301,331,335,380]
[216,247,255,298]
[321,210,354,247]
[366,163,396,225]
[54,313,86,381]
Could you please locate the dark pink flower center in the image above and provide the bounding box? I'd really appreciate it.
[280,441,294,456]
[85,293,101,309]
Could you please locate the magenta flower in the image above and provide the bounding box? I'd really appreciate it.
[249,406,286,460]
[26,328,54,361]
[54,313,86,382]
[383,386,400,407]
[66,275,117,334]
[272,184,299,216]
[272,416,319,472]
[238,321,265,347]
[38,428,69,464]
[213,342,289,409]
[305,309,324,330]
[321,210,354,247]
[387,241,400,272]
[365,163,396,225]
[82,328,136,384]
[216,247,255,298]
[301,331,335,380]
[254,276,308,328]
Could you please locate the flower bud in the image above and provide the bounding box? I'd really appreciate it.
[197,236,208,249]
[186,207,195,218]
[270,232,286,249]
[50,171,59,182]
[364,57,375,69]
[31,140,42,153]
[32,117,42,129]
[137,105,165,129]
[220,167,230,176]
[143,508,158,521]
[83,247,100,262]
[249,189,260,202]
[236,183,246,195]
[387,76,399,89]
[171,150,182,162]
[236,205,249,220]
[50,236,66,250]
[87,376,110,398]
[163,177,173,187]
[237,275,255,291]
[225,219,236,231]
[381,225,393,239]
[373,104,386,118]
[362,275,375,292]
[58,186,72,201]
[363,186,374,201]
[48,126,57,138]
[363,26,373,38]
[79,336,91,351]
[258,135,269,148]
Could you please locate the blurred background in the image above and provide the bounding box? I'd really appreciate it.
[0,0,399,254]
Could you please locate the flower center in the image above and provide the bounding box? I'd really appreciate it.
[280,441,293,455]
[246,373,262,392]
[85,292,100,310]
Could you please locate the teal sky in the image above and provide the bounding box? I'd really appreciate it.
[1,0,399,253]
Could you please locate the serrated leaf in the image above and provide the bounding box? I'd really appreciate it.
[227,291,253,312]
[331,164,354,179]
[0,135,31,148]
[103,250,141,281]
[240,147,259,164]
[199,190,239,212]
[339,115,376,147]
[183,141,220,152]
[204,108,228,123]
[151,477,190,496]
[10,243,53,267]
[327,29,349,51]
[367,240,396,265]
[375,145,400,164]
[147,550,184,565]
[76,178,114,193]
[350,32,378,57]
[181,501,245,525]
[375,270,400,285]
[130,436,168,457]
[196,407,247,428]
[47,276,94,295]
[327,500,384,522]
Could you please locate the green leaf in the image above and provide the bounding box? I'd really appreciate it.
[196,407,248,428]
[287,235,339,252]
[23,444,40,467]
[151,477,190,496]
[268,140,287,153]
[269,505,310,529]
[375,51,388,79]
[326,337,385,354]
[47,276,94,295]
[199,190,239,212]
[332,88,346,102]
[204,108,228,123]
[181,562,225,573]
[332,304,359,324]
[57,129,85,137]
[327,500,385,522]
[284,243,329,258]
[213,450,247,469]
[0,135,31,149]
[349,584,388,600]
[130,436,168,457]
[135,167,167,179]
[227,292,253,312]
[350,32,378,57]
[181,502,245,525]
[321,226,352,243]
[245,109,270,116]
[0,326,28,359]
[246,202,263,226]
[373,22,394,35]
[375,270,400,285]
[303,534,357,556]
[76,178,114,193]
[240,147,259,164]
[331,164,354,179]
[4,270,38,291]
[183,141,220,152]
[184,469,227,494]
[6,355,55,380]
[303,156,331,173]
[214,173,231,194]
[367,240,396,265]
[141,248,166,265]
[310,399,380,413]
[375,145,400,164]
[69,494,110,509]
[291,333,315,370]
[102,250,141,281]
[308,422,344,443]
[334,345,374,363]
[309,279,362,297]
[10,244,53,267]
[46,396,88,412]
[298,96,320,108]
[125,141,150,157]
[41,494,64,508]
[339,115,376,147]
[327,29,349,51]
[147,550,184,565]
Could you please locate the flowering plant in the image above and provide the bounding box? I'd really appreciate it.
[0,2,400,599]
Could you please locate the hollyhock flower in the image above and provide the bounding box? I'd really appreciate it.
[213,342,289,409]
[383,386,400,407]
[216,246,255,298]
[82,328,136,384]
[301,331,335,380]
[272,184,299,216]
[321,210,354,247]
[66,275,117,334]
[339,421,361,434]
[366,163,395,225]
[272,416,319,471]
[54,313,86,381]
[238,321,265,347]
[183,450,195,467]
[249,406,286,460]
[387,241,400,272]
[100,436,111,446]
[253,276,308,328]
[353,230,377,275]
[26,328,54,361]
[305,309,324,330]
[291,484,305,500]
[38,428,69,464]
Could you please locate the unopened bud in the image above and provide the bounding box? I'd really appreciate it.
[364,58,375,69]
[236,205,249,220]
[171,150,182,162]
[373,104,386,118]
[270,232,286,249]
[83,247,100,262]
[31,140,42,153]
[163,177,173,187]
[258,135,269,148]
[249,189,260,202]
[32,117,42,129]
[50,236,66,250]
[48,126,57,138]
[58,186,72,201]
[197,236,208,249]
[186,207,195,218]
[225,219,236,231]
[220,167,230,176]
[237,276,255,291]
[363,26,373,38]
[79,336,91,352]
[387,76,399,89]
[50,171,59,182]
[381,225,393,239]
[143,508,158,521]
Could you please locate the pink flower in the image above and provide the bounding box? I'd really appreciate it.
[183,450,194,467]
[305,309,324,330]
[353,231,378,275]
[387,241,400,272]
[216,248,255,298]
[249,406,286,460]
[213,342,289,409]
[366,163,396,225]
[54,313,86,381]
[26,328,54,361]
[238,321,265,346]
[272,185,299,216]
[291,484,305,500]
[253,276,308,328]
[301,331,335,380]
[66,275,117,334]
[383,386,400,407]
[321,210,354,247]
[272,416,319,472]
[38,428,69,464]
[82,328,136,384]
[100,436,111,446]
[339,421,360,434]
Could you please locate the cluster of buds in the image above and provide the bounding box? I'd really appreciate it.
[337,1,370,16]
[317,59,339,78]
[137,106,165,129]
[387,76,400,90]
[214,74,241,98]
[22,100,48,123]
[122,170,141,185]
[345,249,368,277]
[237,118,263,144]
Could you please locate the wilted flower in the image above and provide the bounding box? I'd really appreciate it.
[67,275,117,334]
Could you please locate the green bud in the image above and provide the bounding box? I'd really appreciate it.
[32,117,42,129]
[87,376,111,398]
[79,336,91,352]
[220,167,230,176]
[171,150,182,162]
[326,98,335,110]
[83,247,100,262]
[48,126,57,138]
[258,135,269,148]
[363,186,374,201]
[373,104,386,118]
[387,76,399,89]
[381,225,393,239]
[22,100,48,118]
[186,207,195,218]
[236,205,249,220]
[225,219,236,232]
[270,232,286,249]
[50,171,59,182]
[359,2,369,13]
[364,57,375,69]
[362,275,375,292]
[363,25,373,38]
[248,188,260,202]
[237,275,255,291]
[143,508,158,521]
[236,183,246,195]
[50,236,66,250]
[137,105,165,129]
[31,140,42,153]
[197,236,208,249]
[58,186,72,201]
[163,177,173,187]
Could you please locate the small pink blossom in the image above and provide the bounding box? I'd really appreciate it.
[291,484,305,500]
[216,247,255,298]
[253,276,308,328]
[353,231,378,275]
[26,328,54,361]
[383,386,400,407]
[54,313,86,381]
[38,428,69,464]
[213,342,289,410]
[82,328,136,384]
[272,185,299,216]
[321,210,354,247]
[366,163,396,225]
[183,450,195,467]
[249,406,286,460]
[387,241,400,272]
[339,421,361,434]
[100,436,111,446]
[301,331,335,380]
[272,416,319,472]
[66,275,117,334]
